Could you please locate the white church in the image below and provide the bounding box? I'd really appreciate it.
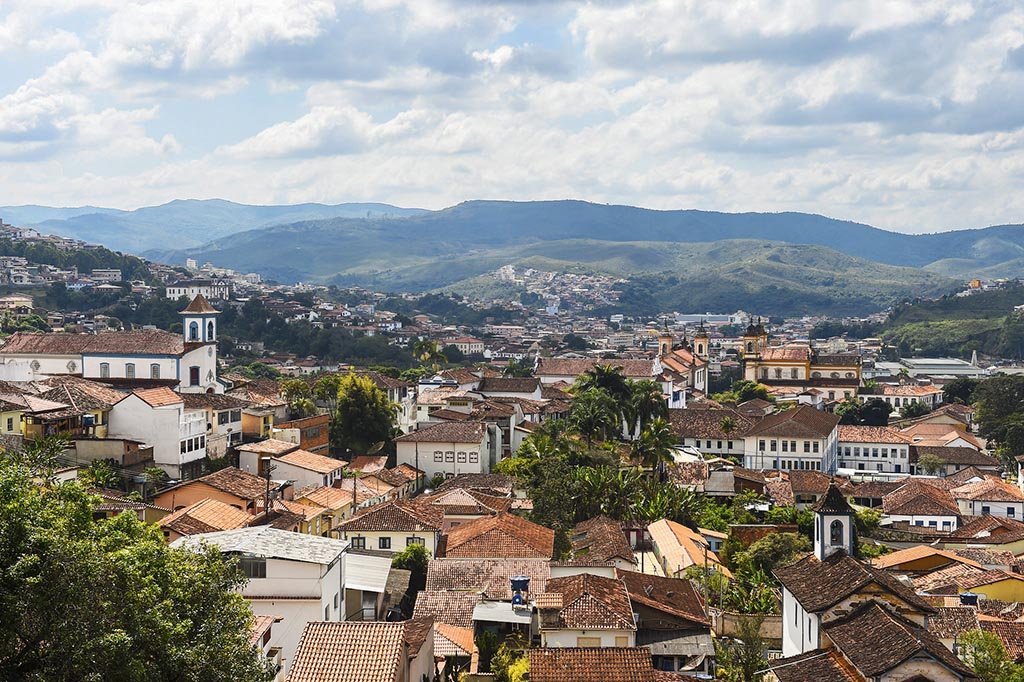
[0,294,223,393]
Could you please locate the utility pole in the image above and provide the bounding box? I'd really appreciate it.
[260,456,277,521]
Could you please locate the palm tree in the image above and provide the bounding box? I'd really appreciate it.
[569,388,618,449]
[629,379,668,437]
[720,416,737,436]
[631,417,676,470]
[574,364,631,403]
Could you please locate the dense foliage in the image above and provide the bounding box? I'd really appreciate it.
[0,441,271,681]
[0,237,153,282]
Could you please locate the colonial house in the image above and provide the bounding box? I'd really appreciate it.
[881,479,962,532]
[668,407,753,459]
[656,326,709,398]
[739,322,861,400]
[837,425,914,475]
[442,512,555,559]
[153,466,283,514]
[875,383,945,415]
[180,392,248,458]
[172,527,390,675]
[394,421,501,481]
[338,500,443,556]
[647,518,731,579]
[0,295,222,394]
[951,478,1024,519]
[742,404,841,473]
[157,497,253,543]
[537,573,637,648]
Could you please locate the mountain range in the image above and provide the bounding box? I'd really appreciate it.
[5,198,1024,315]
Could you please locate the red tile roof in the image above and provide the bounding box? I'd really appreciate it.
[288,621,407,682]
[444,512,554,559]
[393,420,488,443]
[527,648,658,682]
[744,404,840,439]
[544,573,636,630]
[132,386,182,408]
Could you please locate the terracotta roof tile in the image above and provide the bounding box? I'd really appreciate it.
[882,478,960,516]
[534,357,657,379]
[411,591,480,628]
[187,466,267,500]
[953,478,1024,502]
[425,558,550,598]
[236,438,299,455]
[837,424,912,444]
[981,620,1024,662]
[341,500,442,533]
[476,376,540,393]
[527,648,658,682]
[929,606,979,638]
[432,622,476,658]
[774,550,934,614]
[132,386,182,407]
[667,407,754,440]
[616,569,708,627]
[394,420,488,443]
[288,621,407,682]
[434,473,514,493]
[1,329,184,356]
[823,600,973,678]
[179,294,219,314]
[158,498,252,536]
[571,516,635,565]
[277,449,345,474]
[744,404,840,439]
[768,649,861,682]
[444,512,554,559]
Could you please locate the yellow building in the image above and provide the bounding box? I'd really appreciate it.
[740,322,861,400]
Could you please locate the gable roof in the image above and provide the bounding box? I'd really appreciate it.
[432,622,475,658]
[647,518,730,578]
[158,498,252,536]
[131,386,182,408]
[184,466,267,500]
[543,573,636,630]
[616,569,709,627]
[411,590,481,629]
[882,479,960,516]
[425,558,550,598]
[434,473,514,494]
[341,500,442,533]
[171,526,346,565]
[744,404,840,439]
[236,438,299,455]
[768,649,861,682]
[288,621,406,682]
[393,420,488,444]
[527,648,659,682]
[871,545,984,571]
[823,600,973,678]
[837,424,912,444]
[981,620,1024,662]
[476,376,540,393]
[571,516,635,565]
[277,449,345,474]
[774,550,934,615]
[947,514,1024,544]
[444,512,554,559]
[534,357,657,379]
[812,481,855,515]
[952,478,1024,503]
[667,407,753,440]
[0,329,184,356]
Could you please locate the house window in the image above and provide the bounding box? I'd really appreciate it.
[188,321,199,341]
[99,362,110,378]
[1010,508,1016,518]
[770,441,777,451]
[812,442,819,453]
[407,536,425,546]
[5,418,11,432]
[379,537,391,550]
[207,321,215,340]
[791,368,799,379]
[433,451,443,462]
[125,363,135,379]
[774,368,782,379]
[803,441,810,453]
[325,605,330,620]
[577,637,601,647]
[982,506,991,515]
[189,366,200,386]
[615,636,630,647]
[150,363,160,379]
[781,441,788,453]
[444,451,454,462]
[334,593,339,609]
[457,452,467,463]
[351,537,366,549]
[469,452,479,463]
[218,411,230,425]
[239,557,266,579]
[758,440,765,451]
[230,409,241,422]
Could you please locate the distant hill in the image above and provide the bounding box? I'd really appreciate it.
[0,199,426,253]
[10,197,1024,315]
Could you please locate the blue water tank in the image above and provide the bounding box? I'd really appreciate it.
[510,576,530,593]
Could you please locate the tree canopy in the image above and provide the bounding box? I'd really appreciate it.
[0,445,271,681]
[330,373,397,456]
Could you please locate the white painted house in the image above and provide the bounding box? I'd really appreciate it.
[836,424,913,475]
[108,387,208,480]
[394,421,500,481]
[743,404,840,473]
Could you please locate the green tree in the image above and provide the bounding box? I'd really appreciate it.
[860,397,893,426]
[630,417,676,469]
[331,373,397,456]
[312,373,343,413]
[569,388,619,448]
[900,400,932,419]
[917,452,946,475]
[959,629,1024,682]
[732,532,810,576]
[627,379,668,435]
[503,357,534,377]
[835,398,863,425]
[80,459,120,490]
[412,339,447,368]
[943,377,980,405]
[391,542,431,593]
[714,615,767,682]
[281,378,315,418]
[476,632,500,673]
[574,364,631,404]
[0,447,272,681]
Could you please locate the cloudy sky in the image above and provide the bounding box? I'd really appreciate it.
[2,0,1024,232]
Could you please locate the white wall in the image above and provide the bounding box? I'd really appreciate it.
[883,513,958,531]
[345,529,439,557]
[179,344,220,394]
[396,435,490,480]
[781,588,819,657]
[956,499,1024,519]
[838,441,910,474]
[109,395,198,478]
[82,354,177,381]
[541,628,635,648]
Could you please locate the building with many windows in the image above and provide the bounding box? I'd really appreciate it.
[743,404,841,473]
[837,425,913,475]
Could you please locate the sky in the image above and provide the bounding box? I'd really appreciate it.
[2,1,1024,233]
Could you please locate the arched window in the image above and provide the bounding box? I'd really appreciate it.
[790,368,799,379]
[812,371,821,378]
[188,321,199,341]
[697,343,704,355]
[99,362,110,378]
[774,368,783,379]
[206,321,215,340]
[830,372,840,379]
[830,519,843,545]
[125,363,135,379]
[845,372,854,378]
[746,341,753,353]
[150,363,160,379]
